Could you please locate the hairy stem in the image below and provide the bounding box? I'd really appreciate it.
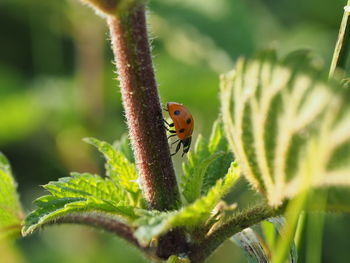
[106,4,187,259]
[54,213,143,249]
[189,203,279,263]
[108,5,180,211]
[329,0,350,77]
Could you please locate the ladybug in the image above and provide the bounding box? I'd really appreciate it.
[164,102,194,156]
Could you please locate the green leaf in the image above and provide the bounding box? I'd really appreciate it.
[221,50,350,207]
[113,134,134,163]
[84,137,143,207]
[134,162,240,245]
[181,120,234,203]
[182,151,224,204]
[22,173,138,236]
[44,172,124,202]
[204,121,236,193]
[0,153,23,239]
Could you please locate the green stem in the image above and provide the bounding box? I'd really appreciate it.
[329,0,350,77]
[305,191,328,263]
[293,211,305,254]
[271,191,308,263]
[188,203,279,263]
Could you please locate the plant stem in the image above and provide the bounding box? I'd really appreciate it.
[188,203,278,263]
[107,5,187,259]
[54,213,144,248]
[108,5,180,211]
[329,0,350,77]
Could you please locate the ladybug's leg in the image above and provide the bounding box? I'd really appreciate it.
[163,119,176,135]
[163,118,174,127]
[171,141,182,156]
[164,123,176,134]
[165,126,176,133]
[167,134,177,140]
[182,137,192,157]
[171,139,180,148]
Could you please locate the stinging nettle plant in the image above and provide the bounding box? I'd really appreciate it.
[2,0,350,263]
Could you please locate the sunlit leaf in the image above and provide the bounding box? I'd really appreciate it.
[44,172,124,201]
[0,153,23,239]
[22,172,138,236]
[113,134,134,163]
[84,137,143,207]
[221,50,350,207]
[23,135,147,237]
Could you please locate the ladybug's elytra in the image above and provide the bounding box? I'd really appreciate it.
[164,102,194,156]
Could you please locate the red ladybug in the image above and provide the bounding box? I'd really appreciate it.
[164,102,194,156]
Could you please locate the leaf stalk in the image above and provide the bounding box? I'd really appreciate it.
[188,203,279,263]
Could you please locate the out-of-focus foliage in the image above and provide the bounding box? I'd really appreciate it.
[0,153,23,239]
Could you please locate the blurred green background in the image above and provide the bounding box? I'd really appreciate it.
[1,0,349,262]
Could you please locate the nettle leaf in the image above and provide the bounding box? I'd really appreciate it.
[23,197,136,235]
[134,162,240,245]
[22,172,138,235]
[44,172,124,201]
[23,136,145,236]
[113,134,135,163]
[84,137,143,207]
[0,153,23,239]
[221,50,350,207]
[182,120,234,204]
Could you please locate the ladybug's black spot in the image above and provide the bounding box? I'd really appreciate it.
[179,128,185,133]
[174,110,181,115]
[186,118,192,124]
